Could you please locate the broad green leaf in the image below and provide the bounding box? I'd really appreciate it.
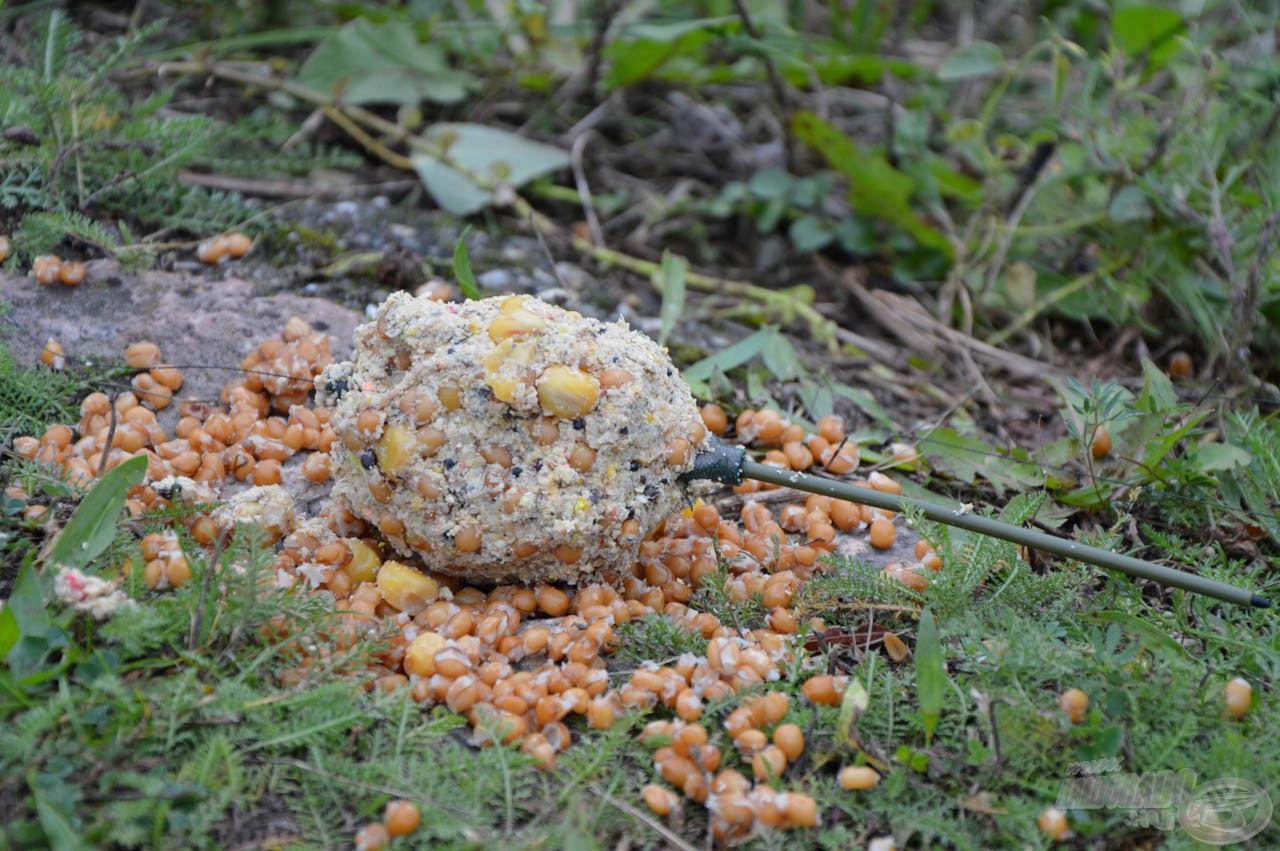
[30,771,85,851]
[682,329,772,396]
[0,606,19,661]
[657,250,687,346]
[1136,357,1177,413]
[411,124,569,216]
[937,41,1005,81]
[6,559,74,682]
[760,329,805,381]
[748,168,793,199]
[1196,442,1252,472]
[1078,725,1125,761]
[917,427,989,484]
[788,215,834,252]
[832,384,896,431]
[296,19,475,105]
[836,677,870,747]
[927,157,984,205]
[452,229,480,300]
[915,608,946,744]
[1085,611,1188,660]
[1112,6,1185,68]
[781,52,920,87]
[603,18,734,88]
[47,455,147,570]
[792,111,951,256]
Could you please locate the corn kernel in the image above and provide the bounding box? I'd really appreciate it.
[376,560,438,613]
[345,539,381,584]
[404,631,447,677]
[375,423,415,475]
[487,307,547,341]
[537,366,599,419]
[484,340,535,404]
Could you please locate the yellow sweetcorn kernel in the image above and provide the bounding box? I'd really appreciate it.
[404,631,447,677]
[438,385,462,411]
[484,340,535,403]
[536,366,599,419]
[375,423,415,475]
[488,306,547,342]
[345,539,382,585]
[377,560,439,614]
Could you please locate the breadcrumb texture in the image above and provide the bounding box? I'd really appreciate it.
[318,293,708,584]
[212,484,297,544]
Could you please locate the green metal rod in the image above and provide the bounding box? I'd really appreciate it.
[683,441,1268,609]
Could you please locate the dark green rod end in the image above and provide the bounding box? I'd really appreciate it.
[681,439,748,485]
[1253,595,1271,609]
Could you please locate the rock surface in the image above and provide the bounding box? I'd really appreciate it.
[0,261,363,408]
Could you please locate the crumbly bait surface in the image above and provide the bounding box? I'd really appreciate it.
[317,293,708,584]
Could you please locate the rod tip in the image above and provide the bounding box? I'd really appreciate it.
[1252,594,1270,609]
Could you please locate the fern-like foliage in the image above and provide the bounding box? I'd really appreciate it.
[794,555,926,617]
[0,12,357,260]
[16,210,120,257]
[0,337,81,437]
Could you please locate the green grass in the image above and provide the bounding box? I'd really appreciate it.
[2,0,1279,848]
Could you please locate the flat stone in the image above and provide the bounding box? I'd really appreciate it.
[0,261,362,408]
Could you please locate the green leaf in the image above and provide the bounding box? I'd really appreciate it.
[760,329,805,382]
[296,19,475,105]
[832,384,896,431]
[1136,357,1177,413]
[1108,186,1153,224]
[0,606,19,661]
[788,215,834,252]
[1084,611,1188,660]
[682,329,771,396]
[791,111,951,257]
[915,608,946,744]
[603,18,734,88]
[836,677,871,747]
[781,52,920,87]
[411,124,569,216]
[936,41,1005,81]
[452,230,481,301]
[917,427,988,484]
[1111,6,1185,68]
[1196,442,1252,472]
[47,455,147,570]
[748,168,793,199]
[657,250,687,346]
[30,771,85,851]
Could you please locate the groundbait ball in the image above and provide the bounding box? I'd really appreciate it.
[317,293,710,584]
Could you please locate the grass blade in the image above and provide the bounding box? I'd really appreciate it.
[915,608,946,744]
[46,454,147,570]
[657,249,686,346]
[453,228,481,300]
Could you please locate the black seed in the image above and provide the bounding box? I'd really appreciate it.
[619,426,629,435]
[629,460,640,471]
[572,418,585,430]
[639,475,647,485]
[444,458,456,469]
[359,450,376,469]
[511,466,523,477]
[532,459,543,471]
[324,377,349,399]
